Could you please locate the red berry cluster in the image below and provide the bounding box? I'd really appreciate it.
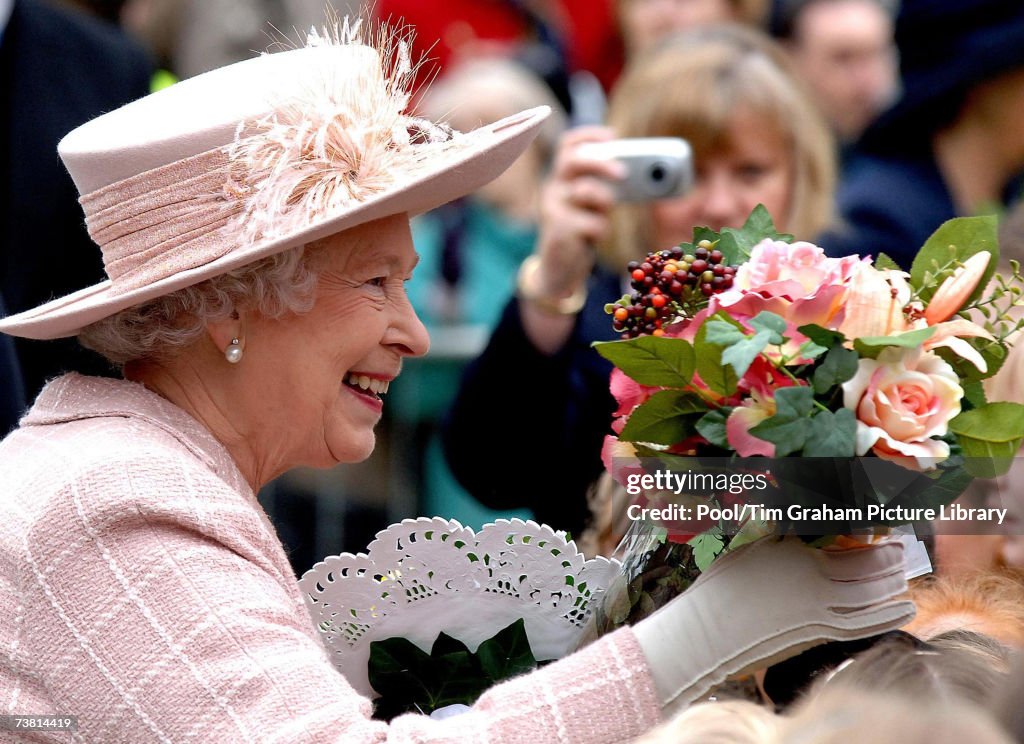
[610,240,738,338]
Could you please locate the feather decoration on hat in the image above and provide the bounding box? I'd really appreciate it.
[227,17,463,246]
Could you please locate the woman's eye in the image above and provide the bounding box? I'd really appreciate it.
[368,276,387,288]
[737,164,769,180]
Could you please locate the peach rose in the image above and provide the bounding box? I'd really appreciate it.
[842,346,963,470]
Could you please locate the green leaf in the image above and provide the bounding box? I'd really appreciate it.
[749,386,815,456]
[688,529,725,572]
[934,338,1007,383]
[962,380,988,410]
[475,619,538,684]
[749,311,788,341]
[695,408,732,448]
[802,409,857,457]
[910,215,999,304]
[721,329,775,380]
[619,390,708,445]
[369,637,445,718]
[812,345,860,394]
[853,327,937,358]
[949,402,1024,476]
[949,402,1024,442]
[694,322,740,396]
[593,336,696,387]
[874,252,902,271]
[720,204,793,261]
[704,320,748,346]
[368,623,542,721]
[798,340,830,360]
[797,324,847,349]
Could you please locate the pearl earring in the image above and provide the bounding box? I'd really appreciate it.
[225,338,243,364]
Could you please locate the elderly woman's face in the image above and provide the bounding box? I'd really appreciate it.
[242,214,428,468]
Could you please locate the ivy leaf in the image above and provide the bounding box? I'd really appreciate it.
[812,345,860,394]
[798,340,830,360]
[720,204,793,261]
[720,330,774,379]
[749,386,815,456]
[475,619,538,684]
[748,311,788,342]
[688,529,725,572]
[802,408,857,457]
[619,390,708,445]
[369,623,541,721]
[797,323,847,349]
[704,320,748,346]
[593,336,696,387]
[369,637,448,719]
[696,408,732,448]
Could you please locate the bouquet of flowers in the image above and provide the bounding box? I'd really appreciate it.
[591,206,1024,631]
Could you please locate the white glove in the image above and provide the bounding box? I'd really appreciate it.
[632,537,914,711]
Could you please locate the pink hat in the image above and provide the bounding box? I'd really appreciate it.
[0,21,549,340]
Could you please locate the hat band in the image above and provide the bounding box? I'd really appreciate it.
[79,148,242,297]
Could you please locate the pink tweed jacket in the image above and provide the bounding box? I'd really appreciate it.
[0,375,660,743]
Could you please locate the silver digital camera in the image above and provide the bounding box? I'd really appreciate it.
[577,137,694,202]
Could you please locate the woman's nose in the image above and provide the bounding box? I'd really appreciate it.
[697,172,742,230]
[388,301,431,358]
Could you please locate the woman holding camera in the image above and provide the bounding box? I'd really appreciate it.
[443,24,836,535]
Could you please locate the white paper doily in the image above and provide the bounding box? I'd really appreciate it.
[298,517,621,697]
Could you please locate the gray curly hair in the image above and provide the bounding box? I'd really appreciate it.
[79,245,327,365]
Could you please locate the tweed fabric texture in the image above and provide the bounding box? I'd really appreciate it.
[0,374,660,742]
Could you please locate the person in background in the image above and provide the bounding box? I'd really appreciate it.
[407,57,567,330]
[769,0,897,155]
[0,0,153,403]
[819,0,1024,267]
[904,570,1024,649]
[616,0,767,60]
[394,56,567,526]
[443,24,835,535]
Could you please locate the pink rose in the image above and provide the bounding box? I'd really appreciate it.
[708,239,867,343]
[727,239,862,301]
[842,347,963,470]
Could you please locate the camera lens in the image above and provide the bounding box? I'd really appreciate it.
[646,160,679,197]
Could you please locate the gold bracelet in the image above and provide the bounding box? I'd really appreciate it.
[516,255,588,315]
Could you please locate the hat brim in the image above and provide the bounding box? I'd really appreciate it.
[0,106,550,340]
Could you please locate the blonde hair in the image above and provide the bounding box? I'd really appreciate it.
[634,700,778,744]
[601,24,835,269]
[79,245,326,365]
[905,569,1024,648]
[775,686,1013,744]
